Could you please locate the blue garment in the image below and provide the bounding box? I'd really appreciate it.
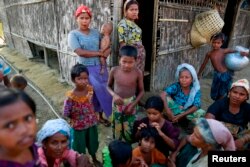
[0,58,11,76]
[165,82,201,108]
[68,29,101,66]
[210,70,233,101]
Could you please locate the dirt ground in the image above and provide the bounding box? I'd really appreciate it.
[1,45,250,162]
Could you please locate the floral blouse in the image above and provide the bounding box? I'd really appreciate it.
[117,18,142,45]
[63,85,98,130]
[165,82,201,108]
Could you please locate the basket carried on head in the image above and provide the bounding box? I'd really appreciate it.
[191,9,224,47]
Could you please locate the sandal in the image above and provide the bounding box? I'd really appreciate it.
[99,118,111,127]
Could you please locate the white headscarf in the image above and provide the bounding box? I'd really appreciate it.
[175,63,200,109]
[36,119,71,146]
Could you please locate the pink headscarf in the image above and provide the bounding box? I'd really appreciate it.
[197,118,235,151]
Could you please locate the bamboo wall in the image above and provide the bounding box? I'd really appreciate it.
[151,0,229,90]
[0,0,112,82]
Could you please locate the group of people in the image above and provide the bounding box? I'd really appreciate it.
[0,0,250,167]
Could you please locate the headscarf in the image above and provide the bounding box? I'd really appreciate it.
[196,118,235,151]
[75,5,92,18]
[175,63,200,109]
[230,79,250,97]
[36,119,71,146]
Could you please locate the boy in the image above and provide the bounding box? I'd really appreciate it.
[107,45,144,143]
[100,22,113,74]
[0,58,11,87]
[197,32,248,101]
[10,74,28,90]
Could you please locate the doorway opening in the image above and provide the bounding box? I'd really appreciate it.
[122,0,155,91]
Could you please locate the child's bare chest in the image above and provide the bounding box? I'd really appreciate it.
[114,72,137,86]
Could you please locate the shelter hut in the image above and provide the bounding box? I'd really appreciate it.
[0,0,249,91]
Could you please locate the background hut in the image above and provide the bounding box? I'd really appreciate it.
[0,0,250,92]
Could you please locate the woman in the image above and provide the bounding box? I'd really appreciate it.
[160,63,205,133]
[117,0,146,73]
[68,5,112,126]
[187,118,235,167]
[36,119,93,167]
[206,79,250,150]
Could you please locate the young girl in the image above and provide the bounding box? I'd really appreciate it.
[133,126,169,167]
[36,118,93,167]
[0,88,40,166]
[118,0,146,73]
[63,64,100,166]
[133,96,180,157]
[160,63,205,130]
[68,5,112,127]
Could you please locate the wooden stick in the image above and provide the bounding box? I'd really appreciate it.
[159,18,189,22]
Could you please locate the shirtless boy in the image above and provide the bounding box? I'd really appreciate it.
[107,45,144,143]
[100,22,113,74]
[198,32,248,100]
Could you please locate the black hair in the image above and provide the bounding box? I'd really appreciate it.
[119,45,138,59]
[138,126,159,142]
[124,0,139,12]
[0,88,36,113]
[108,140,132,167]
[210,32,225,42]
[70,63,89,82]
[10,74,28,88]
[145,96,164,113]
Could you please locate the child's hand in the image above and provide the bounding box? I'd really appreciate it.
[98,50,104,57]
[160,91,167,100]
[240,51,249,57]
[137,123,147,130]
[169,152,177,163]
[76,154,93,167]
[131,157,148,167]
[113,94,124,105]
[124,103,135,115]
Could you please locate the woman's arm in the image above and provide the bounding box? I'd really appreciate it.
[160,91,174,120]
[75,48,103,58]
[173,106,198,122]
[169,135,190,162]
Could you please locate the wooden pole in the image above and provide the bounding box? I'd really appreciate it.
[159,18,189,22]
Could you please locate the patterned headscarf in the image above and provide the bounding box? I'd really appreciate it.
[36,119,71,146]
[230,79,249,97]
[175,63,200,109]
[75,5,92,18]
[196,118,235,151]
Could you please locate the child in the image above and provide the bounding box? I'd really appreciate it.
[100,22,113,74]
[197,32,249,101]
[160,63,205,131]
[0,58,11,87]
[37,118,93,167]
[133,96,180,157]
[63,64,101,166]
[107,45,144,143]
[133,126,168,167]
[0,88,40,166]
[102,140,147,167]
[10,74,28,90]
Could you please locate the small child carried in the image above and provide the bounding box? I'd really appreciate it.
[100,22,113,74]
[63,64,101,166]
[107,45,144,143]
[0,58,11,87]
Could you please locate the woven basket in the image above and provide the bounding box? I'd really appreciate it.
[195,10,224,42]
[190,24,207,48]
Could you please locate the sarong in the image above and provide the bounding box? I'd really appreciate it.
[112,96,137,143]
[87,65,112,118]
[211,70,233,100]
[167,98,205,121]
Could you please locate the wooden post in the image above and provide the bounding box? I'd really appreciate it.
[111,0,123,67]
[44,47,48,66]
